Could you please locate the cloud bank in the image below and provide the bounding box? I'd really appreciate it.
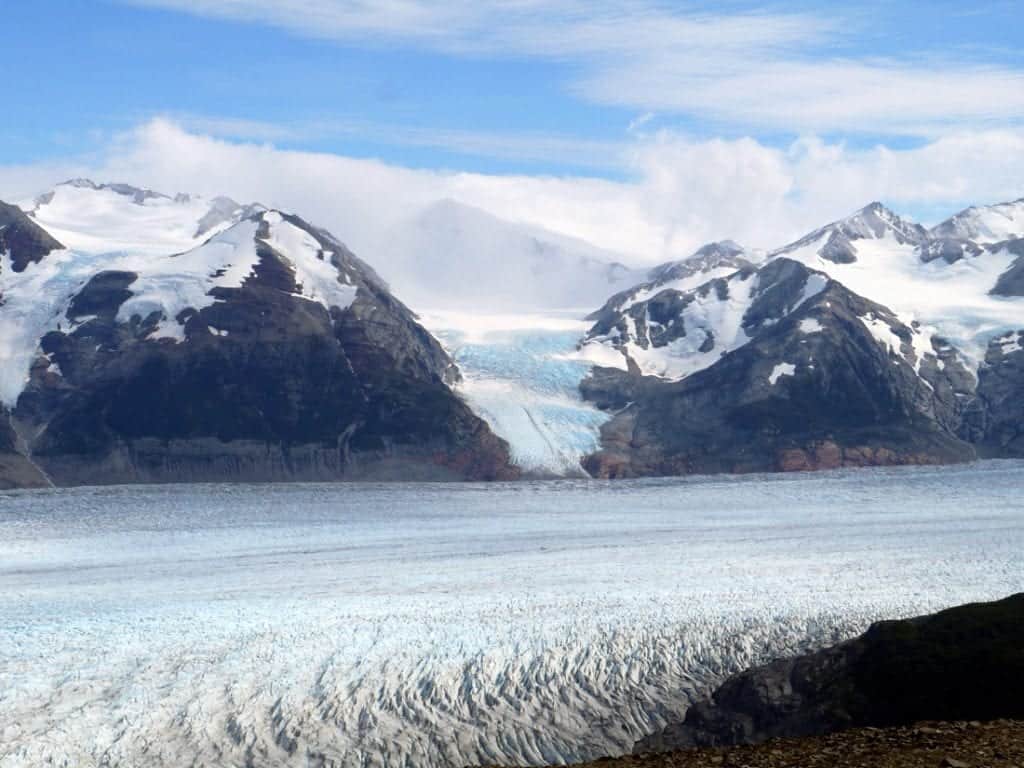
[2,119,1022,270]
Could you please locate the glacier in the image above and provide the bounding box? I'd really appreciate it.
[419,310,611,476]
[2,461,1023,768]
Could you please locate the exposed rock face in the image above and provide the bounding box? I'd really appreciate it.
[635,594,1024,752]
[581,258,975,478]
[1,204,516,487]
[960,330,1024,456]
[0,201,64,274]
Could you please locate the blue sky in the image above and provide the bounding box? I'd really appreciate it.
[7,1,1023,175]
[2,1,1023,258]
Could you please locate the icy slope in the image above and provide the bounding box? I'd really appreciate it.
[25,179,259,255]
[581,200,1024,386]
[0,210,359,406]
[2,463,1023,768]
[932,197,1024,243]
[771,203,1022,366]
[371,199,645,311]
[420,310,609,476]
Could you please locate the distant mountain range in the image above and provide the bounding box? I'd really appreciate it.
[0,180,1021,487]
[579,198,1024,476]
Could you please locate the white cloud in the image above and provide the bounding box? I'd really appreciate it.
[2,119,1022,275]
[118,0,1024,136]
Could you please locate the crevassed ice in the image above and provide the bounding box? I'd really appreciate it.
[2,463,1023,768]
[422,311,609,476]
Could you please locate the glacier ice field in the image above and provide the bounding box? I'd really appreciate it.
[421,311,611,476]
[2,462,1024,768]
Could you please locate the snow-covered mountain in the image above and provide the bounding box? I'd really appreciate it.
[769,202,1023,364]
[370,199,645,312]
[26,179,262,256]
[579,198,1024,476]
[931,197,1024,244]
[0,181,516,489]
[4,180,1023,484]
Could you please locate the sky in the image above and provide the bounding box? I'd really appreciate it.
[3,1,1023,263]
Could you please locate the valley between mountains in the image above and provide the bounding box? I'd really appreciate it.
[1,180,1022,488]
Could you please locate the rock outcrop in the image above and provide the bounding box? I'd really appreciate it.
[0,200,64,274]
[960,330,1024,456]
[635,594,1024,752]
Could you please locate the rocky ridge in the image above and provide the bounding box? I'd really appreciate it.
[579,199,1024,476]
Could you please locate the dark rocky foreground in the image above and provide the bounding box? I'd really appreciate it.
[637,594,1024,752]
[526,720,1024,768]
[485,596,1024,768]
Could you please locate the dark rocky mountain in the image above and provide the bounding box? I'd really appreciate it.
[635,593,1024,752]
[581,258,976,477]
[0,200,64,274]
[0,200,516,488]
[578,198,1024,477]
[960,330,1024,456]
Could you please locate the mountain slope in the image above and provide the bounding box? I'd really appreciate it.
[931,197,1024,244]
[581,258,975,477]
[577,197,1024,477]
[0,186,516,487]
[26,178,259,256]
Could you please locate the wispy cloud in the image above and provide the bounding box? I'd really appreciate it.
[120,1,1024,136]
[172,113,629,171]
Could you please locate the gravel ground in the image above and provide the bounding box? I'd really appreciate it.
[516,721,1024,768]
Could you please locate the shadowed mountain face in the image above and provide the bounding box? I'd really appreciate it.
[578,199,1024,477]
[581,259,976,477]
[0,201,64,274]
[0,187,516,488]
[636,594,1024,752]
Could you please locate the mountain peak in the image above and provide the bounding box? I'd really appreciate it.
[773,202,927,264]
[931,197,1024,244]
[57,179,169,204]
[691,240,745,259]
